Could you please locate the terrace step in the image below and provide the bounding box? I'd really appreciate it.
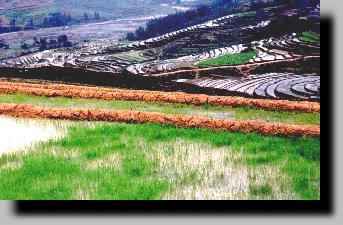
[178,73,320,100]
[304,83,320,94]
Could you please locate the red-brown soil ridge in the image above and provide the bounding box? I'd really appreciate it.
[0,103,320,138]
[0,81,320,113]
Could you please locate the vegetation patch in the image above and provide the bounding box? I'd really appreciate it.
[9,44,22,51]
[299,31,320,43]
[0,121,320,200]
[249,184,273,197]
[263,5,283,11]
[235,11,257,17]
[112,51,150,63]
[197,51,256,68]
[117,40,134,45]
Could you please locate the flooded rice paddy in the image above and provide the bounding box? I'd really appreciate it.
[0,116,69,155]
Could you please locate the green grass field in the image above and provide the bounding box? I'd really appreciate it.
[0,93,320,125]
[0,120,320,200]
[198,51,256,68]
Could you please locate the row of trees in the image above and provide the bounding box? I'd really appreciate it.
[83,11,101,21]
[18,35,72,54]
[0,11,101,34]
[0,34,72,58]
[31,35,72,51]
[41,11,100,28]
[42,12,73,28]
[0,12,72,34]
[282,0,319,8]
[0,18,21,33]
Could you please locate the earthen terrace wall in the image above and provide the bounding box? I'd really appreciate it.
[0,103,320,138]
[0,81,320,113]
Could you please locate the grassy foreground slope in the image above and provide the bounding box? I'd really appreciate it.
[0,121,319,200]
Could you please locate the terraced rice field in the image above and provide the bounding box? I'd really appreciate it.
[0,81,320,200]
[197,51,257,68]
[111,51,152,63]
[178,72,320,101]
[0,6,320,103]
[0,118,320,200]
[0,81,320,137]
[0,116,68,155]
[0,8,316,76]
[0,3,320,200]
[0,81,320,112]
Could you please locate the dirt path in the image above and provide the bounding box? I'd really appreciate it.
[0,81,320,113]
[0,104,320,137]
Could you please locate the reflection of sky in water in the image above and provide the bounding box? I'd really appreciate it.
[0,116,67,155]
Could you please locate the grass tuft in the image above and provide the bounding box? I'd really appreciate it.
[249,184,273,196]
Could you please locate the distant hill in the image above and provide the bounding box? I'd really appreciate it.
[0,0,175,28]
[127,0,320,41]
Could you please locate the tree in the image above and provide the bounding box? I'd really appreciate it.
[10,19,16,27]
[0,39,9,49]
[9,19,16,32]
[135,27,146,40]
[94,11,100,20]
[21,41,29,49]
[198,5,211,17]
[84,12,88,21]
[57,35,72,47]
[49,39,58,47]
[43,17,49,27]
[126,32,135,41]
[57,35,68,44]
[26,18,34,28]
[33,37,39,46]
[39,38,47,51]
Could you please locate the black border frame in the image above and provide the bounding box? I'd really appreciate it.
[14,18,332,215]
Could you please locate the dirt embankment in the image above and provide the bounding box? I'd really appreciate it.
[0,104,320,138]
[150,56,321,77]
[0,81,320,113]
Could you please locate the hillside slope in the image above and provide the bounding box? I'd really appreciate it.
[0,0,174,27]
[0,3,320,101]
